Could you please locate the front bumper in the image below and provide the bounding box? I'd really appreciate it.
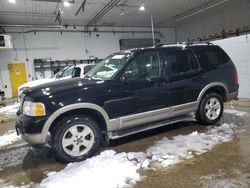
[16,111,49,145]
[17,131,49,145]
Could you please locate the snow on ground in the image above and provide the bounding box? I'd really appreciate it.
[224,109,249,116]
[0,130,21,148]
[0,180,29,188]
[147,123,236,167]
[38,123,239,188]
[0,103,19,116]
[40,150,143,188]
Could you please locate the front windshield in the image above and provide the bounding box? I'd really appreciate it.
[86,53,131,79]
[56,65,75,78]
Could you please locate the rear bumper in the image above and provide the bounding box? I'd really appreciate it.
[227,91,239,101]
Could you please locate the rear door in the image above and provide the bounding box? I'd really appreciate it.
[160,48,202,106]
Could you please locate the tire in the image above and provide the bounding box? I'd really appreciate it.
[52,114,101,163]
[196,92,224,125]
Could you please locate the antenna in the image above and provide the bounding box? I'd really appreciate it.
[151,14,155,46]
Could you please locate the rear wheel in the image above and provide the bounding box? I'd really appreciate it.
[52,115,101,163]
[196,92,223,125]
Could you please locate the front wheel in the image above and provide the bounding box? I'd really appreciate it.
[52,115,101,163]
[196,92,224,125]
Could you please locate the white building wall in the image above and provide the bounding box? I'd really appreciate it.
[0,27,176,98]
[213,35,250,98]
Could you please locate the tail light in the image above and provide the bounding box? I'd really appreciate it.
[235,69,239,84]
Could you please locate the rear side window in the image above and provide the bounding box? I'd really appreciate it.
[164,49,191,76]
[197,47,231,69]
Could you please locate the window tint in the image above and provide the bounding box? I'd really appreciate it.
[198,47,230,69]
[204,50,220,66]
[186,50,199,70]
[126,51,160,80]
[216,47,231,64]
[165,49,191,76]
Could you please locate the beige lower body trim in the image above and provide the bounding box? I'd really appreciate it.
[108,101,198,132]
[21,132,50,145]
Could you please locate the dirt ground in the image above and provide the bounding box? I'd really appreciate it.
[0,100,249,188]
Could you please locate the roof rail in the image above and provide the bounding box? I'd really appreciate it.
[154,41,214,48]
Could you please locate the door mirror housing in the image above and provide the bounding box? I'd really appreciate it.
[72,67,81,78]
[121,71,137,82]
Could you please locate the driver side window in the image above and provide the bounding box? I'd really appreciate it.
[126,51,161,80]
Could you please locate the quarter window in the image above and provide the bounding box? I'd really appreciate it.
[198,47,231,69]
[204,50,220,66]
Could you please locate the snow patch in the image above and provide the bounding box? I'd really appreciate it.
[0,180,29,188]
[0,130,21,148]
[40,150,141,188]
[147,123,236,167]
[0,103,19,116]
[224,109,248,116]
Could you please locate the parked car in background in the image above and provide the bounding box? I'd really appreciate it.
[16,42,239,163]
[18,64,95,98]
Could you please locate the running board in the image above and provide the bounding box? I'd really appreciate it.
[108,114,194,140]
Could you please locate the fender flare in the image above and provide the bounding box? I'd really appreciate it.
[197,82,228,103]
[41,103,111,137]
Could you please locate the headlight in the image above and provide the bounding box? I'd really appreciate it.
[23,101,46,117]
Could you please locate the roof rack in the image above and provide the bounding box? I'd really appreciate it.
[154,41,214,48]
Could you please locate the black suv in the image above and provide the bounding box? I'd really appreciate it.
[16,42,239,163]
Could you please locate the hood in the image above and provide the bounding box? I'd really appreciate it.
[24,77,105,99]
[19,78,56,90]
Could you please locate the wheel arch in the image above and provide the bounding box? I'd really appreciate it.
[42,103,110,138]
[197,82,228,103]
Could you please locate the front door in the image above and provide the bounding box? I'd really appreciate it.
[104,51,168,119]
[8,63,27,97]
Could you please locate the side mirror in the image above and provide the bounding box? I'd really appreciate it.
[72,67,81,78]
[121,71,137,82]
